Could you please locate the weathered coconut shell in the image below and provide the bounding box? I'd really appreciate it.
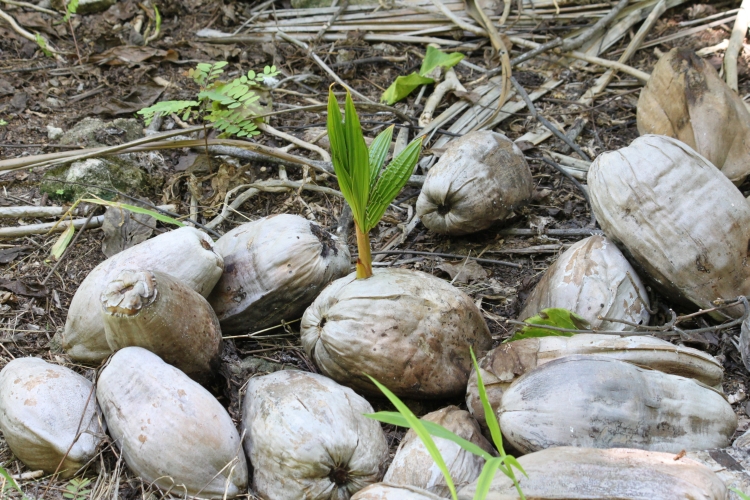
[352,483,445,500]
[588,135,750,318]
[637,48,750,184]
[688,448,750,499]
[97,347,247,498]
[0,358,104,477]
[416,131,533,235]
[242,370,388,500]
[519,235,650,330]
[384,406,494,497]
[102,270,222,383]
[301,268,492,398]
[457,447,728,499]
[466,334,724,432]
[64,227,224,363]
[499,355,736,454]
[208,214,350,334]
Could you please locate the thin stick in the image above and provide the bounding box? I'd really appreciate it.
[0,0,57,15]
[725,0,750,91]
[258,123,331,161]
[0,7,63,60]
[313,0,348,41]
[368,250,522,268]
[564,51,650,82]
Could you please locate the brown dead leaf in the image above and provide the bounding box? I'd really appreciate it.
[0,279,47,298]
[0,246,32,264]
[101,203,157,258]
[90,46,179,66]
[92,81,166,116]
[437,260,488,284]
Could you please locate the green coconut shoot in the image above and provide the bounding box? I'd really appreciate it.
[327,87,423,279]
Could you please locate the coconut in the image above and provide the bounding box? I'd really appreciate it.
[416,131,533,235]
[519,235,650,330]
[352,483,446,500]
[457,447,727,500]
[101,270,222,383]
[384,406,494,496]
[97,347,247,498]
[242,370,388,500]
[466,334,724,431]
[0,358,104,477]
[208,214,351,334]
[588,134,750,317]
[637,48,750,184]
[301,268,492,398]
[499,355,736,454]
[63,227,224,363]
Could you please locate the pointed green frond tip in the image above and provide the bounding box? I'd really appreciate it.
[506,307,590,342]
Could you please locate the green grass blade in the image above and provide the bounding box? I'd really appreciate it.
[0,465,22,494]
[80,199,185,227]
[368,125,394,190]
[364,136,422,232]
[366,376,458,500]
[327,88,359,223]
[343,92,370,228]
[730,488,750,500]
[366,411,494,461]
[50,223,75,260]
[472,348,504,453]
[473,457,510,500]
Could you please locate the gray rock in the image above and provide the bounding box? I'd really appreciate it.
[41,157,147,201]
[59,117,143,148]
[46,125,63,141]
[228,356,291,378]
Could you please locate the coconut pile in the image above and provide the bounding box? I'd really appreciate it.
[3,47,750,500]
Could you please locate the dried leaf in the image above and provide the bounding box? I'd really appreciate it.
[437,260,488,284]
[90,46,179,66]
[101,204,157,258]
[0,246,32,264]
[0,279,47,298]
[92,82,166,116]
[49,224,75,261]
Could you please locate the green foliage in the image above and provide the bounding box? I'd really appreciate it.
[63,0,78,23]
[153,5,161,36]
[0,119,7,126]
[63,477,92,500]
[366,348,526,500]
[138,62,279,138]
[507,307,590,342]
[327,88,423,235]
[731,488,750,500]
[34,33,53,58]
[381,46,465,105]
[80,197,185,227]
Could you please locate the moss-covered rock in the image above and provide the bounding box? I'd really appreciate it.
[41,157,147,201]
[59,117,143,148]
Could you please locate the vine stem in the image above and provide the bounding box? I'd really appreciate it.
[355,223,373,279]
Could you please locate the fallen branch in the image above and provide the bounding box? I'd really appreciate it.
[725,0,750,91]
[0,205,88,218]
[419,68,466,127]
[0,6,63,61]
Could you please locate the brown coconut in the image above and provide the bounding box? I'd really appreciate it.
[301,268,492,399]
[97,347,248,498]
[384,406,494,496]
[637,48,750,184]
[466,334,724,431]
[101,270,222,383]
[588,135,750,317]
[63,227,224,363]
[457,447,728,500]
[242,370,388,500]
[208,214,351,334]
[416,131,533,235]
[0,358,104,477]
[498,355,736,455]
[519,235,650,330]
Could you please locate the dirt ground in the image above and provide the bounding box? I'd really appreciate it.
[0,0,749,497]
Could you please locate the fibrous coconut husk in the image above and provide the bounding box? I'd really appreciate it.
[519,235,650,330]
[457,447,727,499]
[102,270,222,384]
[0,358,104,477]
[466,334,724,432]
[209,214,350,334]
[588,135,750,318]
[384,406,494,497]
[498,355,736,454]
[352,483,446,499]
[97,347,248,498]
[637,48,750,184]
[301,268,492,398]
[416,131,533,235]
[63,227,224,363]
[242,370,388,500]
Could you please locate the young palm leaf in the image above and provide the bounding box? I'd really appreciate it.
[327,87,423,279]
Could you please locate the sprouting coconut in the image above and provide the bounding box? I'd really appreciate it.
[300,89,492,399]
[0,358,104,477]
[101,270,222,383]
[63,227,224,364]
[208,214,350,334]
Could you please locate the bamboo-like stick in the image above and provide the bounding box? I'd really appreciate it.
[725,0,750,91]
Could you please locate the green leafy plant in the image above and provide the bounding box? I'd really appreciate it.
[138,61,279,138]
[0,119,7,126]
[381,46,465,105]
[327,87,423,278]
[507,307,589,342]
[366,348,526,500]
[62,0,78,23]
[63,477,92,500]
[35,33,53,58]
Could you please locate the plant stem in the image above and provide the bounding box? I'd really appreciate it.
[355,223,373,279]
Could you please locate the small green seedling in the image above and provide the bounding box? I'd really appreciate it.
[327,87,423,278]
[0,119,7,126]
[138,61,280,138]
[63,477,92,500]
[365,348,526,500]
[506,307,589,342]
[381,46,465,105]
[34,33,53,58]
[62,0,78,23]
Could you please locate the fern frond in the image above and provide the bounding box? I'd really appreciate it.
[137,100,199,125]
